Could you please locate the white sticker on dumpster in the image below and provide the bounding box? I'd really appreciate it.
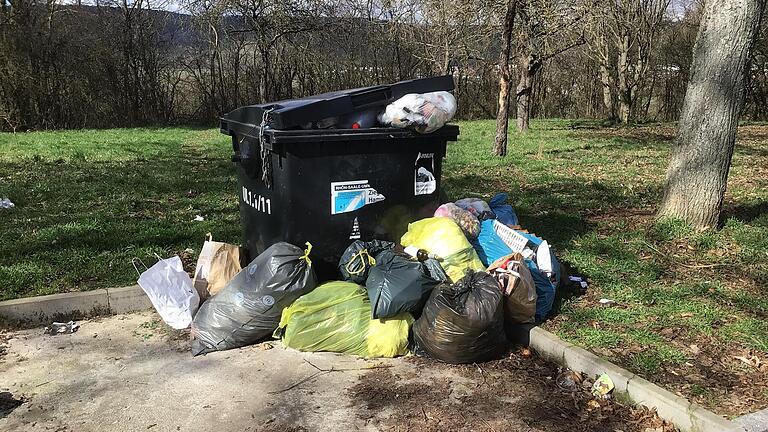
[414,152,437,195]
[330,180,385,215]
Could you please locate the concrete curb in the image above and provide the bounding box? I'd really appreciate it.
[0,285,152,326]
[736,408,768,432]
[529,327,745,432]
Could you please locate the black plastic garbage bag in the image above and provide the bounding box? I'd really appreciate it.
[191,242,317,355]
[338,240,395,284]
[365,250,444,319]
[412,270,508,364]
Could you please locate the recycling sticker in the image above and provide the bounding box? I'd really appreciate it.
[330,180,386,215]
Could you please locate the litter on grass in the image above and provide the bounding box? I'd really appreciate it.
[0,198,15,209]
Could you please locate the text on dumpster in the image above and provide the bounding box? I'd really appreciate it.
[242,186,272,215]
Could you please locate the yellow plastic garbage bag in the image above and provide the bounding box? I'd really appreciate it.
[274,281,412,358]
[400,217,485,282]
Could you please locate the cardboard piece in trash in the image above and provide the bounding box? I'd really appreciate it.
[192,234,242,298]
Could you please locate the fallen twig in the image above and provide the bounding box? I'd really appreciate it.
[268,361,393,394]
[680,263,726,269]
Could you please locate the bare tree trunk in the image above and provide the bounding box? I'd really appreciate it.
[658,0,765,229]
[493,0,517,157]
[599,65,615,120]
[516,54,541,133]
[617,34,631,124]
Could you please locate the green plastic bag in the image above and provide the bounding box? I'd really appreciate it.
[401,217,485,283]
[274,281,412,358]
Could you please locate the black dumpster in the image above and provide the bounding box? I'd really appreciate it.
[220,76,459,279]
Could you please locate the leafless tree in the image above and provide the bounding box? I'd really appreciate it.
[493,0,517,156]
[513,0,584,133]
[583,0,670,123]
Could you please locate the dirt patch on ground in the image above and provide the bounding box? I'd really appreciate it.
[348,353,675,432]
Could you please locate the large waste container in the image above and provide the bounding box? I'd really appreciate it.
[220,76,459,279]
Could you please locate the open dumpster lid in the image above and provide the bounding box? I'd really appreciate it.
[220,75,455,131]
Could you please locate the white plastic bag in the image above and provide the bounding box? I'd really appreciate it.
[536,241,554,278]
[379,91,457,133]
[135,255,200,329]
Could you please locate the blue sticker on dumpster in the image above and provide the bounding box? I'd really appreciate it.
[331,180,385,215]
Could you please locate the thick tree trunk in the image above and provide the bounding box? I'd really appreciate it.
[618,93,631,124]
[516,55,541,133]
[599,65,615,120]
[658,0,765,229]
[493,0,517,157]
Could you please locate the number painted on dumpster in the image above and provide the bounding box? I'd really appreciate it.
[242,186,272,215]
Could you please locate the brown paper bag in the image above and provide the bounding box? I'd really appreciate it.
[487,253,537,324]
[192,234,242,298]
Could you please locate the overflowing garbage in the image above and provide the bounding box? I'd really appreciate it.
[135,255,199,330]
[400,217,485,283]
[192,233,242,299]
[364,249,443,319]
[378,91,457,133]
[413,270,508,364]
[135,191,586,364]
[190,242,316,355]
[275,281,412,358]
[132,77,587,364]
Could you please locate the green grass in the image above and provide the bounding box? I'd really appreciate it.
[1,119,766,415]
[0,128,242,299]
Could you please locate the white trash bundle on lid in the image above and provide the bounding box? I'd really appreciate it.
[379,91,457,133]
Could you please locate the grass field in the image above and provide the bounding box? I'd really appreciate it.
[1,119,766,416]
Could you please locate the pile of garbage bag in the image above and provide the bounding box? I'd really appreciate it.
[400,217,485,283]
[190,242,316,355]
[275,281,412,358]
[413,270,508,364]
[133,191,583,364]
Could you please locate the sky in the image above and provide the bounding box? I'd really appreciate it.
[57,0,697,20]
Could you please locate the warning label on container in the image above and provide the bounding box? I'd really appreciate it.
[349,217,361,239]
[414,152,437,195]
[331,180,385,215]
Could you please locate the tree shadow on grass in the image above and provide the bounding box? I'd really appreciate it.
[721,201,768,225]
